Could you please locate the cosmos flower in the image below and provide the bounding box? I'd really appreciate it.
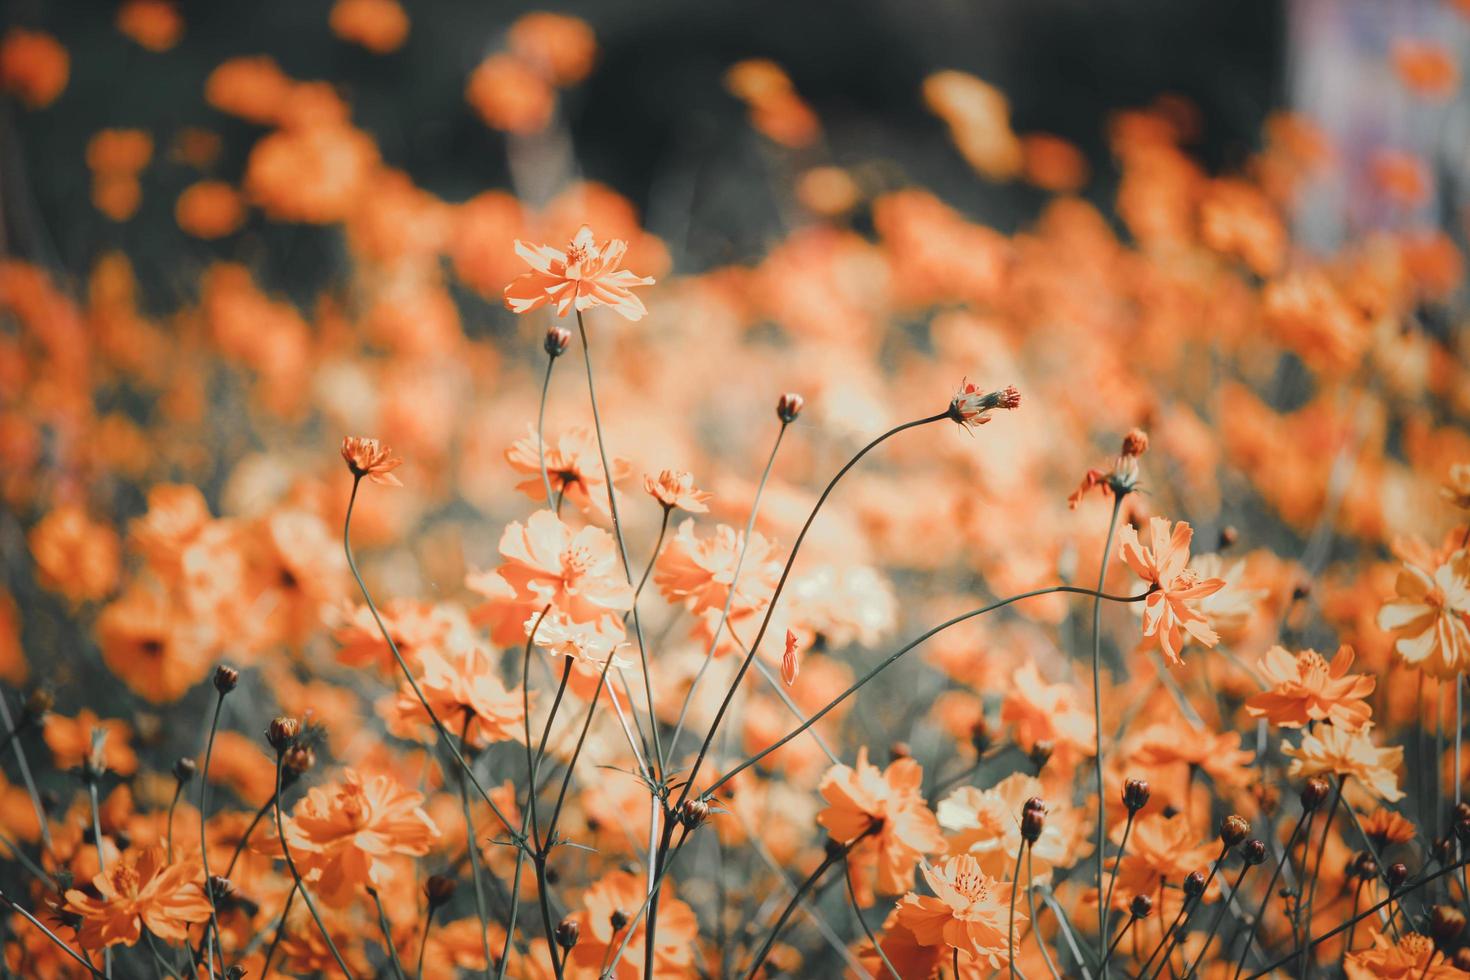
[64,845,211,948]
[1118,516,1226,665]
[643,469,712,513]
[1282,724,1404,802]
[1244,644,1375,730]
[949,379,1021,430]
[503,224,655,321]
[340,435,404,486]
[496,510,634,633]
[817,747,944,900]
[1377,551,1470,678]
[894,855,1018,969]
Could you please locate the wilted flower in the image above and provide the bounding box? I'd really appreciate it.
[948,379,1020,430]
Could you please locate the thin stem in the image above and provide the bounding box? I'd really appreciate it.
[533,853,563,980]
[1185,862,1253,977]
[223,793,276,881]
[634,507,671,605]
[1009,837,1027,978]
[1136,895,1189,980]
[743,832,869,980]
[165,779,185,865]
[257,883,297,980]
[1093,492,1123,975]
[844,857,900,980]
[272,754,354,978]
[198,691,227,978]
[344,476,519,840]
[0,890,105,978]
[666,421,789,761]
[704,584,1151,798]
[536,353,557,512]
[1246,859,1470,978]
[415,905,436,980]
[1100,809,1135,944]
[1101,913,1138,969]
[1028,843,1062,980]
[370,888,407,980]
[1298,780,1343,977]
[0,691,52,854]
[677,410,949,812]
[1148,845,1228,980]
[84,760,111,980]
[457,715,495,980]
[521,606,555,852]
[1233,807,1310,979]
[574,310,662,773]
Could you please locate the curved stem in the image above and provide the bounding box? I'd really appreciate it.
[0,890,105,978]
[1092,494,1123,974]
[257,884,296,980]
[272,755,354,979]
[457,714,494,980]
[1100,809,1134,948]
[704,584,1150,798]
[1028,843,1062,980]
[536,354,557,512]
[344,476,519,840]
[667,421,789,761]
[574,311,662,774]
[844,857,900,980]
[84,768,111,980]
[415,906,436,980]
[222,793,276,881]
[1009,838,1026,977]
[743,832,868,980]
[1297,780,1342,977]
[1232,807,1309,979]
[1184,862,1252,978]
[197,692,226,978]
[370,888,407,980]
[633,507,671,605]
[1136,895,1189,980]
[1147,845,1228,980]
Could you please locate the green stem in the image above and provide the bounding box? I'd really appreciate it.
[1093,493,1123,973]
[1009,838,1026,977]
[198,692,227,978]
[457,714,494,980]
[272,755,354,978]
[1232,807,1309,979]
[370,888,407,980]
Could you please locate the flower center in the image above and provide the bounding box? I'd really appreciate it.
[565,239,594,268]
[112,864,141,898]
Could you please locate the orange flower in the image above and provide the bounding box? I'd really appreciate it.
[937,773,1091,882]
[96,588,213,703]
[329,0,409,54]
[1118,516,1226,665]
[465,53,554,134]
[503,224,655,321]
[1283,724,1404,801]
[505,425,628,516]
[643,469,712,513]
[1360,808,1417,849]
[817,747,944,899]
[383,643,526,749]
[175,181,244,239]
[28,503,120,604]
[282,769,440,907]
[1244,644,1375,730]
[1105,812,1216,916]
[1369,150,1431,209]
[496,510,634,633]
[1377,552,1470,678]
[923,70,1023,180]
[43,711,138,776]
[949,379,1020,430]
[0,28,68,108]
[894,855,1018,969]
[64,845,210,948]
[1345,931,1465,979]
[654,518,779,617]
[116,0,183,52]
[341,435,404,486]
[781,629,800,686]
[1392,40,1459,101]
[565,870,698,979]
[205,55,293,125]
[507,12,597,86]
[999,662,1095,772]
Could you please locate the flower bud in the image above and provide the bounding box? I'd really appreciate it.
[226,968,247,980]
[1437,836,1458,866]
[1387,862,1409,891]
[1455,815,1470,845]
[1183,870,1207,898]
[1432,905,1466,946]
[1300,778,1330,812]
[208,875,234,903]
[544,327,571,358]
[1242,839,1268,866]
[266,717,299,753]
[283,744,316,775]
[1218,525,1239,549]
[1028,740,1053,772]
[776,392,805,424]
[1291,582,1311,602]
[1120,428,1149,458]
[680,799,709,831]
[609,909,629,933]
[889,741,911,762]
[1352,852,1378,880]
[1456,801,1470,823]
[1020,803,1046,843]
[1129,894,1153,919]
[22,688,53,720]
[173,758,197,785]
[555,918,580,950]
[213,665,239,694]
[1122,778,1150,813]
[1220,815,1250,849]
[969,716,992,755]
[425,874,457,908]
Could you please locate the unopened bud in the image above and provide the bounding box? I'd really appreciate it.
[173,758,197,785]
[266,717,299,753]
[776,392,805,424]
[425,874,457,908]
[1129,894,1153,919]
[1122,778,1150,813]
[1220,815,1250,848]
[213,665,239,694]
[609,909,629,933]
[1432,905,1466,946]
[1020,804,1045,843]
[889,741,910,762]
[1242,839,1268,866]
[1183,870,1207,898]
[969,717,992,755]
[544,327,571,358]
[1120,428,1149,458]
[1300,778,1330,812]
[1387,863,1409,891]
[680,799,709,830]
[554,918,579,950]
[226,968,247,980]
[208,875,234,903]
[283,744,315,775]
[1218,525,1239,549]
